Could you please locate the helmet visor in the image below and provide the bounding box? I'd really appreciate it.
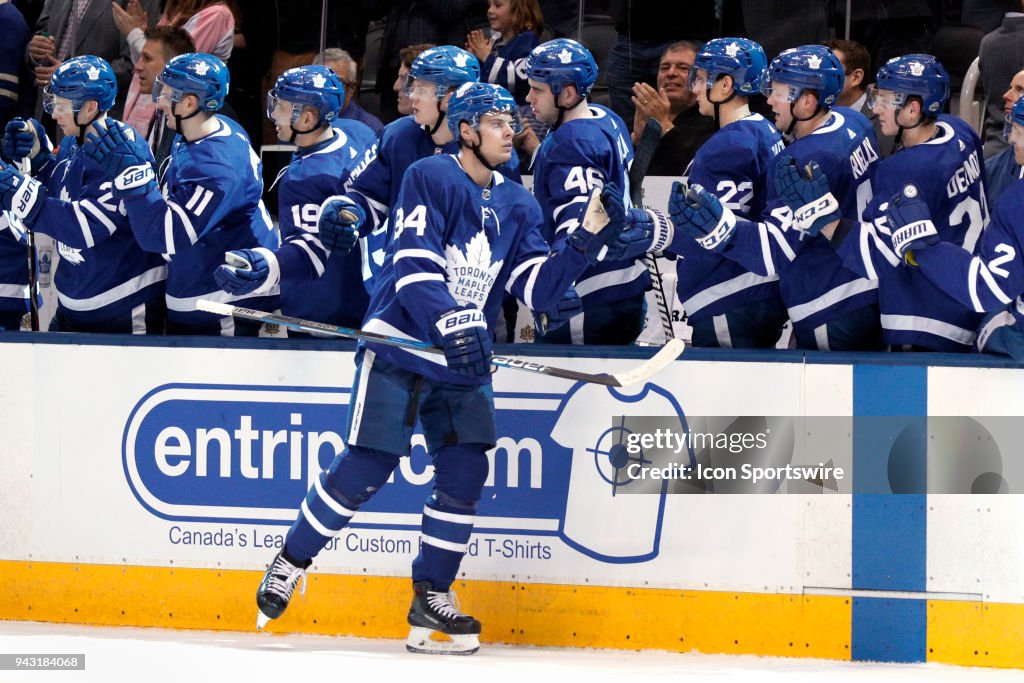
[867,85,905,112]
[478,111,523,136]
[688,68,709,93]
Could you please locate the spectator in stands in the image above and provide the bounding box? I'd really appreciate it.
[630,40,714,177]
[979,2,1024,158]
[827,38,894,157]
[315,47,384,136]
[131,26,195,168]
[114,0,236,141]
[0,0,30,128]
[27,0,160,120]
[373,0,488,123]
[604,0,717,132]
[986,68,1024,205]
[393,43,435,117]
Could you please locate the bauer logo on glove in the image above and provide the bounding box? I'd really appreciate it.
[115,164,155,192]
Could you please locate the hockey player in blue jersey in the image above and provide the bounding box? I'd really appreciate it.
[213,65,376,333]
[83,53,279,336]
[253,82,628,655]
[771,54,987,352]
[667,45,884,351]
[0,214,29,330]
[522,37,647,344]
[0,55,166,333]
[317,46,520,289]
[880,94,1024,358]
[673,38,787,348]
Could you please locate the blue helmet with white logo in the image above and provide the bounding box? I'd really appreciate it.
[155,53,229,112]
[691,38,768,96]
[267,65,344,127]
[447,82,521,139]
[525,38,598,99]
[45,55,117,113]
[405,45,480,99]
[763,45,844,108]
[874,54,949,117]
[1012,94,1024,127]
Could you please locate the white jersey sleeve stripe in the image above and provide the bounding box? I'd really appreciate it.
[552,195,588,222]
[72,202,94,248]
[79,199,118,237]
[975,258,1013,310]
[184,185,205,212]
[394,248,447,267]
[193,188,215,217]
[293,239,326,276]
[167,200,199,247]
[506,256,546,309]
[395,271,444,292]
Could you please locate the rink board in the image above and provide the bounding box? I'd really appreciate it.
[1,335,1023,667]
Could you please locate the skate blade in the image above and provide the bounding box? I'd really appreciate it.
[256,610,272,630]
[405,626,479,655]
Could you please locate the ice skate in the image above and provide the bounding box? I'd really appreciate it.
[405,581,481,655]
[256,550,309,629]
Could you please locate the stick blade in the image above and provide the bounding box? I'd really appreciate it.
[611,338,685,387]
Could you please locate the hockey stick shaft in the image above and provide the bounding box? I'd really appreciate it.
[15,152,39,331]
[628,117,662,207]
[197,300,684,387]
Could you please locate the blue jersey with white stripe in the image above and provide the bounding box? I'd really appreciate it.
[532,104,649,308]
[32,126,166,324]
[362,154,590,385]
[122,115,279,326]
[913,178,1024,315]
[671,113,785,321]
[0,214,28,314]
[340,115,521,286]
[834,115,987,351]
[276,127,376,328]
[716,108,881,330]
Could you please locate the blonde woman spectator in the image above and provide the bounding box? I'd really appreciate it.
[114,0,237,136]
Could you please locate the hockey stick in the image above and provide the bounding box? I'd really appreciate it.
[18,156,39,331]
[627,117,675,342]
[197,300,684,387]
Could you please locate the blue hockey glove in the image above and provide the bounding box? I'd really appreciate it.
[534,287,582,335]
[600,184,674,260]
[567,187,632,264]
[83,119,155,196]
[3,118,51,171]
[431,304,493,378]
[667,180,735,251]
[883,184,939,266]
[214,248,280,295]
[0,159,45,226]
[774,155,840,237]
[318,196,364,253]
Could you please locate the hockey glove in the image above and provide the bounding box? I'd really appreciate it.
[83,119,156,197]
[3,118,51,172]
[318,196,364,253]
[534,287,583,336]
[600,184,674,260]
[0,160,45,227]
[884,184,939,266]
[214,248,280,296]
[667,181,736,252]
[432,304,493,378]
[568,187,629,264]
[774,155,840,238]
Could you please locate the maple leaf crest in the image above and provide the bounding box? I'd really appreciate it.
[445,232,504,307]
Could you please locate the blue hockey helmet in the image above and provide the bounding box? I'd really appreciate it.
[267,65,344,127]
[154,53,230,112]
[404,45,480,99]
[447,82,521,139]
[762,45,844,108]
[525,38,598,99]
[690,38,768,96]
[44,55,117,113]
[1012,94,1024,127]
[872,54,949,116]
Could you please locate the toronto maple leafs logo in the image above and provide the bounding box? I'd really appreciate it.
[445,232,504,307]
[908,61,925,77]
[57,240,85,265]
[312,73,326,88]
[725,42,741,58]
[86,65,100,81]
[194,61,210,76]
[453,52,469,68]
[807,54,822,70]
[558,49,573,64]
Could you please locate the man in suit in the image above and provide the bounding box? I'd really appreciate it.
[979,2,1024,158]
[25,0,159,121]
[828,38,894,157]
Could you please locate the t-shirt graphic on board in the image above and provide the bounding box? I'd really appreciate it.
[552,382,689,563]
